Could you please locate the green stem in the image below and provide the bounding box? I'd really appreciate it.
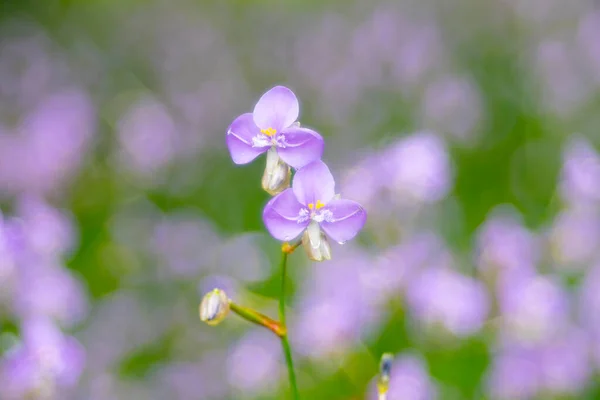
[229,302,286,337]
[279,251,299,400]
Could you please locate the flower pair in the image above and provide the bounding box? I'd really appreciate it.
[226,86,366,260]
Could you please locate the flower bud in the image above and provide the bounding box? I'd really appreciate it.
[262,148,291,195]
[379,353,394,383]
[377,353,394,400]
[302,221,332,261]
[199,288,230,326]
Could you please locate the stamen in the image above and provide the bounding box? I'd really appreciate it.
[260,127,277,137]
[308,200,325,210]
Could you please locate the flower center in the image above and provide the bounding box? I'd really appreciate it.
[297,200,333,224]
[253,128,286,148]
[260,127,277,137]
[308,200,325,210]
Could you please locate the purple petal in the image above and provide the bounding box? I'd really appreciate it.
[252,86,299,132]
[277,126,324,169]
[320,199,366,243]
[263,189,309,241]
[292,160,336,206]
[56,337,86,387]
[226,113,268,164]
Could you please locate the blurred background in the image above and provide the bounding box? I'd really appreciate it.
[1,0,600,399]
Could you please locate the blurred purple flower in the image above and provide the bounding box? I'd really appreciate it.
[116,96,178,180]
[380,132,452,204]
[78,292,168,373]
[406,267,490,337]
[214,233,271,283]
[537,328,591,396]
[559,135,600,205]
[226,86,324,168]
[420,75,483,144]
[292,246,381,359]
[0,89,95,196]
[578,10,600,84]
[13,260,88,328]
[486,346,540,400]
[15,195,77,258]
[0,317,85,399]
[340,152,383,209]
[534,39,591,117]
[578,263,600,334]
[155,353,229,400]
[375,233,447,297]
[294,296,363,359]
[369,354,437,400]
[487,328,591,399]
[226,329,282,395]
[475,212,539,276]
[0,211,16,291]
[150,211,221,279]
[388,20,445,94]
[263,160,366,245]
[549,206,600,270]
[497,272,569,345]
[0,25,70,118]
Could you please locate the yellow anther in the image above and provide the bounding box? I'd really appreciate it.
[260,127,277,137]
[308,200,325,210]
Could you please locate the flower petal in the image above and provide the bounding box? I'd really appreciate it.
[263,188,309,241]
[320,199,367,243]
[226,113,268,164]
[292,160,336,206]
[277,126,324,169]
[253,86,299,132]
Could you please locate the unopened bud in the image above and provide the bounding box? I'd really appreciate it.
[377,353,394,399]
[379,353,393,383]
[262,148,291,195]
[199,289,230,326]
[302,221,332,262]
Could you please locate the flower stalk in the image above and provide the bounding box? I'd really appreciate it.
[279,243,300,400]
[229,301,286,337]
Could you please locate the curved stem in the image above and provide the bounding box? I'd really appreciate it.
[278,251,299,400]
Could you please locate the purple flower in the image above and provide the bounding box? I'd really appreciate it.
[486,328,592,400]
[0,317,85,399]
[406,267,490,337]
[475,211,539,276]
[549,206,600,270]
[578,263,600,334]
[226,86,324,168]
[537,328,591,396]
[262,160,366,259]
[559,135,600,206]
[379,132,452,204]
[292,247,381,359]
[226,329,282,395]
[486,346,540,400]
[497,272,569,345]
[0,211,16,289]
